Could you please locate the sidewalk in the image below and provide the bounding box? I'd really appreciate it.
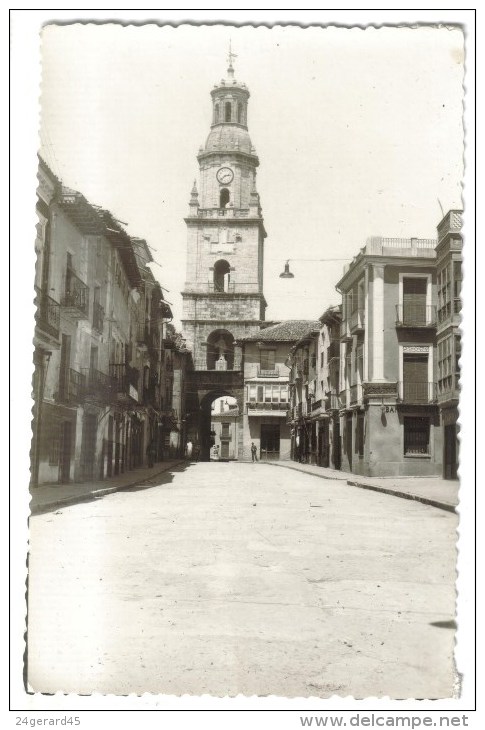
[29,459,187,514]
[263,460,459,512]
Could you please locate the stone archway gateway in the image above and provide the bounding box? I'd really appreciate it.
[185,370,244,462]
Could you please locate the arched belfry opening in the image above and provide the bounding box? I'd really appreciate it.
[214,102,219,124]
[225,101,232,122]
[219,188,230,209]
[213,259,231,292]
[237,102,243,123]
[206,329,235,370]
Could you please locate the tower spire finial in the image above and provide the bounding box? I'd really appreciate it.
[227,39,237,79]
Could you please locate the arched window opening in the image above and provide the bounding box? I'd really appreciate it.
[214,103,219,124]
[237,102,242,123]
[206,329,235,370]
[225,101,232,122]
[213,259,231,293]
[219,188,230,209]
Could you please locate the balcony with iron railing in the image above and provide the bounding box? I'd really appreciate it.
[109,363,140,400]
[92,301,104,333]
[82,368,115,402]
[312,398,323,411]
[398,381,437,404]
[325,392,341,411]
[58,367,86,404]
[395,304,436,328]
[62,268,89,318]
[257,366,280,378]
[35,287,60,339]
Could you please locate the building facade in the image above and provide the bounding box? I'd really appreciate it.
[240,321,320,462]
[32,159,172,486]
[181,56,268,460]
[334,236,441,477]
[288,308,342,468]
[436,210,462,480]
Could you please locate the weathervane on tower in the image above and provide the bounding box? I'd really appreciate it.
[227,40,237,78]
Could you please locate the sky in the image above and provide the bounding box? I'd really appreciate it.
[39,23,464,328]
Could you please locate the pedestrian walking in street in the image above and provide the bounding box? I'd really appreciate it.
[194,444,200,462]
[186,440,193,460]
[251,442,258,463]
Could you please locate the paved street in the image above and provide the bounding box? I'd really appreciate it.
[28,462,457,698]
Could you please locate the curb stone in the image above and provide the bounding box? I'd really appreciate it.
[30,460,186,515]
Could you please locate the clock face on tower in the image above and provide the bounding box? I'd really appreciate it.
[216,167,234,185]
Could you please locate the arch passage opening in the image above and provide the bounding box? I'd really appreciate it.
[206,328,235,370]
[198,391,240,462]
[213,259,231,293]
[225,101,232,122]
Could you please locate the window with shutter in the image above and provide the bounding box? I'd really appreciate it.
[403,277,427,325]
[403,353,428,402]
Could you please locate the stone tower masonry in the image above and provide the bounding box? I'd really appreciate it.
[181,54,267,372]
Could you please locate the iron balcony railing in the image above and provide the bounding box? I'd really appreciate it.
[257,366,280,378]
[62,268,89,317]
[312,398,323,411]
[109,363,140,395]
[58,367,85,404]
[395,304,436,327]
[35,287,60,339]
[325,392,341,411]
[398,381,437,404]
[350,309,365,332]
[82,368,115,400]
[92,301,104,333]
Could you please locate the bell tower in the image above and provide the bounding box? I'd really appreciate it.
[182,50,267,373]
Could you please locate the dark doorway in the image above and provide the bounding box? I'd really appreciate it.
[319,420,329,467]
[59,334,71,402]
[260,423,280,461]
[59,420,72,483]
[444,423,458,479]
[333,419,341,470]
[345,414,353,470]
[81,413,97,480]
